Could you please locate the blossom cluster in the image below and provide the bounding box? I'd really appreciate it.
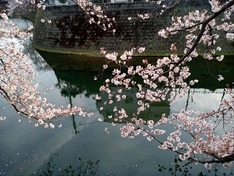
[158,0,234,64]
[73,0,115,32]
[0,12,93,127]
[99,47,198,118]
[117,88,234,168]
[1,0,234,169]
[95,0,234,169]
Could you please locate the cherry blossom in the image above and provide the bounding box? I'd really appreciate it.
[95,0,234,168]
[1,0,234,169]
[0,4,93,127]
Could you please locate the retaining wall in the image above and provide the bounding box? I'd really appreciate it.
[33,1,234,55]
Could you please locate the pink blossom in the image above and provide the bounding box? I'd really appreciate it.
[138,47,145,53]
[120,123,135,138]
[105,52,118,61]
[158,29,168,38]
[226,33,234,40]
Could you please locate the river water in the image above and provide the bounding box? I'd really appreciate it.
[0,19,234,176]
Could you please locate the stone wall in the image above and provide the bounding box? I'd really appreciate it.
[33,1,234,56]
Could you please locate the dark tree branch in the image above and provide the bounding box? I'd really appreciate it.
[0,86,33,118]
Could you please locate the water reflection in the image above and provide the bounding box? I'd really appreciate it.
[35,54,234,171]
[1,50,233,175]
[31,50,234,126]
[54,70,102,97]
[31,154,100,176]
[156,156,234,176]
[53,69,171,123]
[46,61,234,122]
[1,19,234,176]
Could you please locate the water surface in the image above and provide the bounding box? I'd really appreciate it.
[0,19,234,176]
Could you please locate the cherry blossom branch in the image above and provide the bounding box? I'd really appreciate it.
[0,59,6,72]
[0,13,94,126]
[101,1,234,93]
[0,85,31,118]
[171,0,233,63]
[161,0,234,36]
[125,109,234,166]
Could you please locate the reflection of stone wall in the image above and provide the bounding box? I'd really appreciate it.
[33,1,234,55]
